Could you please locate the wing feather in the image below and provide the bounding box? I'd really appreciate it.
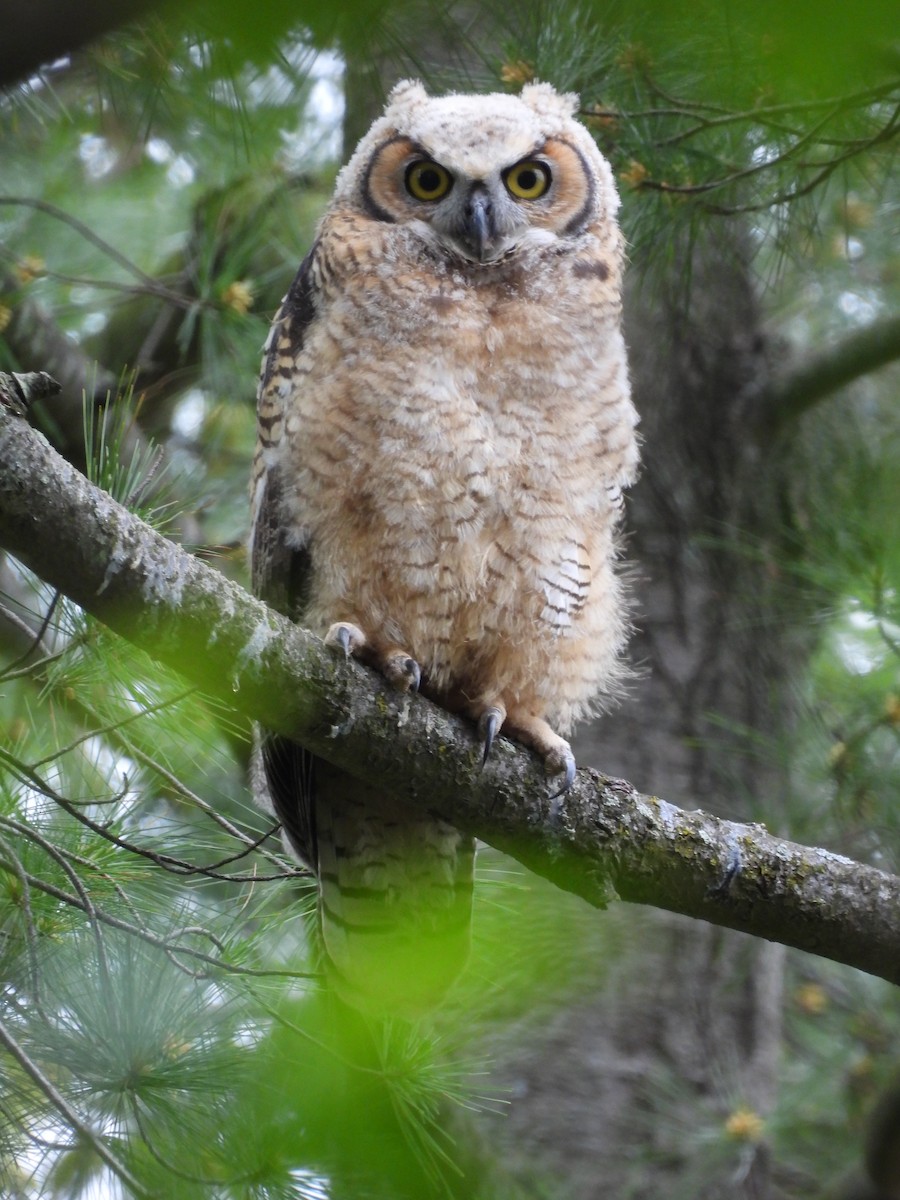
[250,245,320,867]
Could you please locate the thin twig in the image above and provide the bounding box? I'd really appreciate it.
[129,1099,254,1187]
[29,685,198,770]
[1,589,288,869]
[68,693,292,871]
[0,814,111,981]
[0,256,207,313]
[650,81,900,147]
[0,591,59,678]
[0,196,187,303]
[639,100,848,198]
[0,648,68,680]
[0,745,302,883]
[0,831,43,1011]
[687,104,899,214]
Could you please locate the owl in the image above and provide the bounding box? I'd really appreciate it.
[250,79,638,1015]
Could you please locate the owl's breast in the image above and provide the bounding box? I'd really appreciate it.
[292,247,629,519]
[283,229,635,654]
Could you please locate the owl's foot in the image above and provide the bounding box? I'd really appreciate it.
[380,650,421,693]
[475,704,576,799]
[505,713,577,801]
[324,623,421,694]
[325,621,367,657]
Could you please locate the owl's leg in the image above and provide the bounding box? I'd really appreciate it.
[325,622,421,693]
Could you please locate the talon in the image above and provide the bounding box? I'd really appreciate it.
[548,751,577,804]
[478,707,504,766]
[335,625,351,656]
[406,658,421,693]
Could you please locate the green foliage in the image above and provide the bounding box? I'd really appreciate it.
[0,581,637,1196]
[774,966,900,1186]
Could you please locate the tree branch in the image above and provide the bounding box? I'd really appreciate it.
[1,397,898,985]
[763,311,900,435]
[0,0,162,89]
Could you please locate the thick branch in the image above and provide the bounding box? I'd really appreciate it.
[763,311,900,435]
[0,0,162,88]
[0,400,898,984]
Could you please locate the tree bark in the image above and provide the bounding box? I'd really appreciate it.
[763,310,900,435]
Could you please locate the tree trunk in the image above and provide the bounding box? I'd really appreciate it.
[483,226,800,1197]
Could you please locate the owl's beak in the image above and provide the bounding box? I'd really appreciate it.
[461,186,497,262]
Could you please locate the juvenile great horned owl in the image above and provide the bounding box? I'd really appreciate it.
[251,80,638,1014]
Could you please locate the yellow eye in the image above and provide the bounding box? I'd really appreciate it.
[405,160,453,201]
[504,160,552,200]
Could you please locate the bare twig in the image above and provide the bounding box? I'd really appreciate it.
[632,100,900,207]
[0,814,111,981]
[0,589,60,678]
[0,197,193,307]
[29,684,197,770]
[72,703,293,871]
[0,743,300,883]
[0,830,43,1010]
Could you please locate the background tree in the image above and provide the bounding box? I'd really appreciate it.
[1,2,898,1198]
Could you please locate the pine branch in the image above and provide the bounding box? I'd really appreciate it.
[0,1015,153,1199]
[1,393,899,985]
[762,311,900,435]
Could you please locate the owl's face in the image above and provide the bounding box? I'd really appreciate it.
[334,80,620,266]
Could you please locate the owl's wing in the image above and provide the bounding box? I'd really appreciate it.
[250,247,319,867]
[540,539,591,632]
[250,243,318,613]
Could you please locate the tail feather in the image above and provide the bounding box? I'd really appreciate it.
[257,735,474,1016]
[315,763,474,1016]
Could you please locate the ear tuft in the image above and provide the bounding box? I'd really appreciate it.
[386,79,430,110]
[520,81,580,119]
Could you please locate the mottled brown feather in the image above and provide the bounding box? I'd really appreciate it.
[250,80,638,1015]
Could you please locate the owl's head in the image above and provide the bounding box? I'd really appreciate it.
[333,80,620,265]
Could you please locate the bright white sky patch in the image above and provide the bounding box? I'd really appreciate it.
[278,50,344,170]
[171,388,208,439]
[837,290,877,323]
[289,1167,332,1199]
[78,134,117,180]
[145,136,174,164]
